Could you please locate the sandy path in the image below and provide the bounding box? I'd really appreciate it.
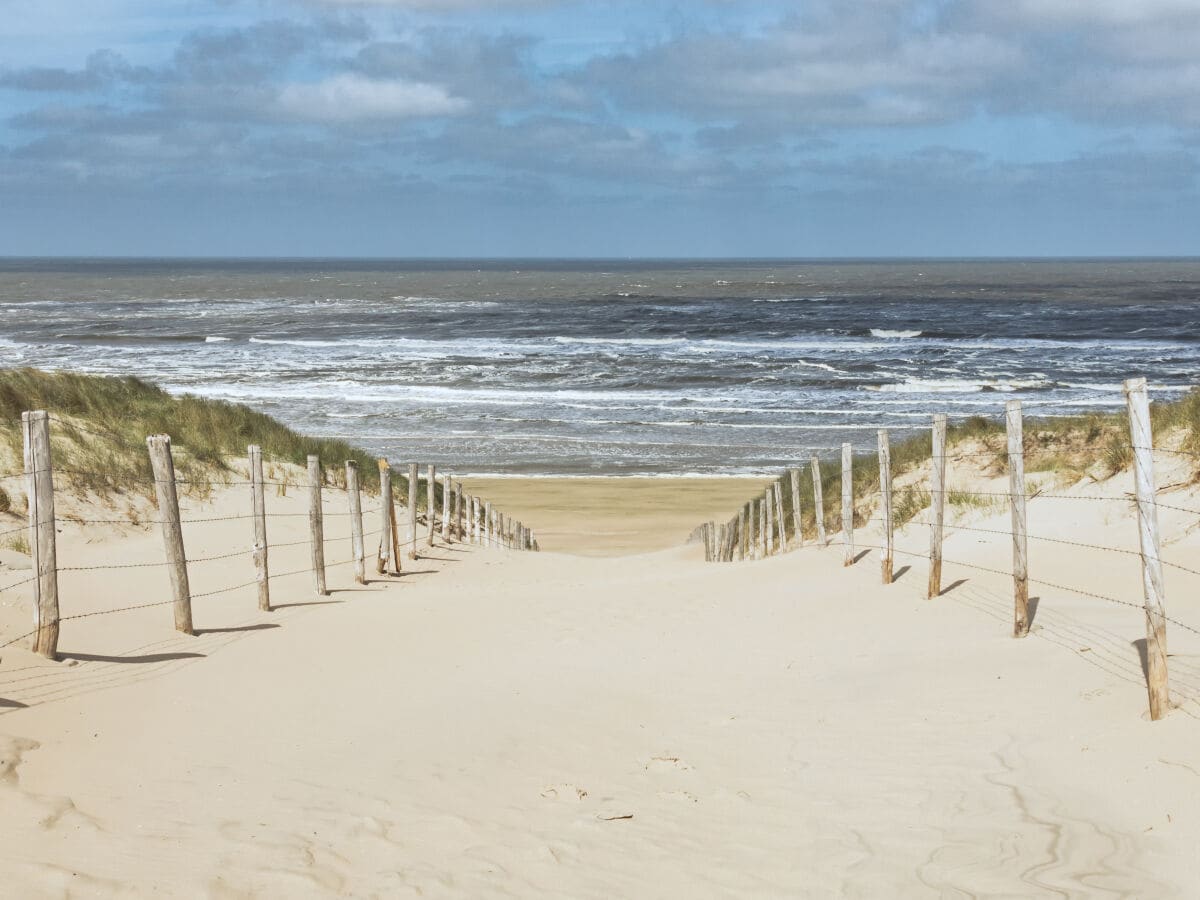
[3,504,1199,896]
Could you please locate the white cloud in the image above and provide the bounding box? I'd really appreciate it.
[276,73,468,122]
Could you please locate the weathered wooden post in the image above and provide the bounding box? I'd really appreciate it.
[841,442,853,566]
[1125,377,1170,720]
[1006,400,1029,637]
[249,444,271,610]
[23,410,59,657]
[346,460,366,585]
[790,469,803,548]
[441,474,452,540]
[764,488,775,555]
[426,464,437,547]
[308,455,328,596]
[773,481,786,551]
[703,523,712,561]
[454,482,464,541]
[408,463,420,559]
[470,495,479,544]
[377,459,393,575]
[758,493,768,558]
[877,429,893,585]
[485,500,494,548]
[738,504,748,560]
[928,414,947,599]
[147,434,193,634]
[811,455,827,545]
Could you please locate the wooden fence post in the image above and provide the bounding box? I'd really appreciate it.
[703,523,712,561]
[485,501,494,548]
[23,410,59,658]
[811,455,827,546]
[147,434,194,634]
[346,460,366,585]
[1006,401,1029,637]
[877,429,893,585]
[471,495,479,544]
[928,414,947,599]
[763,494,772,556]
[1125,377,1170,720]
[738,504,748,560]
[759,493,768,558]
[441,474,452,540]
[426,464,437,547]
[249,444,271,610]
[790,468,803,548]
[841,442,853,566]
[408,463,420,559]
[773,481,786,551]
[377,459,393,575]
[308,455,328,596]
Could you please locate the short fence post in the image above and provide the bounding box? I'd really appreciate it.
[841,442,853,566]
[308,455,328,595]
[811,454,827,545]
[877,429,893,585]
[377,459,393,575]
[470,495,479,544]
[790,468,803,548]
[441,474,452,540]
[485,501,494,548]
[763,494,772,556]
[426,464,437,547]
[249,444,271,611]
[23,410,59,658]
[773,481,786,551]
[147,434,194,634]
[758,494,768,558]
[1125,377,1170,720]
[738,504,748,560]
[928,414,947,599]
[408,463,419,559]
[346,460,366,585]
[1006,401,1029,637]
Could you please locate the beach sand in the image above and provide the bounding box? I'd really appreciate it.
[2,468,1200,895]
[459,477,771,556]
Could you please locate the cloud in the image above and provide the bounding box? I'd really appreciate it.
[276,73,468,121]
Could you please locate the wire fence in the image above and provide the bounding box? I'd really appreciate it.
[0,412,541,672]
[693,380,1199,721]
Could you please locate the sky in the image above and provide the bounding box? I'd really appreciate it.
[1,0,1198,258]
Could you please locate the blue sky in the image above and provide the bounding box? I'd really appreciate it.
[2,0,1198,257]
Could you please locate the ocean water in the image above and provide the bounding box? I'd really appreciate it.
[1,257,1198,475]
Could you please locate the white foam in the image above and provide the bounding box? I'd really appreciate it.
[205,336,231,343]
[870,329,923,338]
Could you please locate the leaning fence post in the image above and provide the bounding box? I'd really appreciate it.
[346,460,366,585]
[249,444,271,611]
[408,463,419,559]
[790,469,803,549]
[758,494,768,558]
[308,455,328,596]
[841,442,853,566]
[485,501,494,548]
[928,414,947,599]
[441,474,452,540]
[811,454,827,545]
[147,434,193,634]
[1006,401,1029,637]
[1125,377,1170,720]
[764,488,775,555]
[877,429,893,585]
[23,410,59,657]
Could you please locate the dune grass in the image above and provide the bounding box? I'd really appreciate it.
[0,368,389,502]
[741,389,1200,546]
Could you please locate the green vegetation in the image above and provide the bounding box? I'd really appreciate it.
[0,368,387,502]
[750,388,1200,544]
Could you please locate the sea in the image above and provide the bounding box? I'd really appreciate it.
[1,257,1198,476]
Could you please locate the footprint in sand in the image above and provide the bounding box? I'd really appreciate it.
[644,755,692,773]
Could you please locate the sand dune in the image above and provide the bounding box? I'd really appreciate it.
[2,474,1200,896]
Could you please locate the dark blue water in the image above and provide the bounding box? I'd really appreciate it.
[1,257,1198,474]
